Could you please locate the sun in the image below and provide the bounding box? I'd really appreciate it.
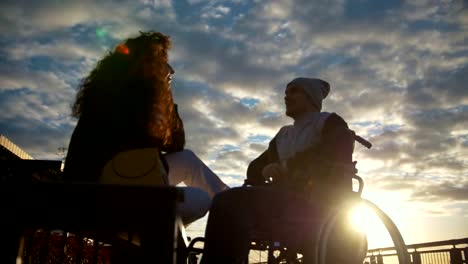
[349,203,378,233]
[348,202,395,249]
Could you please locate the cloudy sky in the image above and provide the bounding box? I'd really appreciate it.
[1,0,467,250]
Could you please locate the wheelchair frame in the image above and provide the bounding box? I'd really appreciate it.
[185,174,411,264]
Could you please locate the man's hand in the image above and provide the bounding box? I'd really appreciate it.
[262,162,287,183]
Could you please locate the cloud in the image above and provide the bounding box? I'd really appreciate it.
[5,40,103,62]
[201,5,230,19]
[0,1,467,237]
[249,143,268,153]
[411,181,468,202]
[0,1,156,36]
[360,171,468,216]
[405,66,468,109]
[1,66,69,93]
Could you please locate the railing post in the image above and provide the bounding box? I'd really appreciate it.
[450,247,462,264]
[377,254,384,264]
[369,254,384,264]
[412,250,421,264]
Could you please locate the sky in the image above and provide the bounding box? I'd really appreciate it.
[1,0,467,253]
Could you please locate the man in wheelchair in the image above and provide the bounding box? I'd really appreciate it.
[200,77,368,264]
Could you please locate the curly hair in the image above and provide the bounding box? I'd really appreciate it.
[71,31,180,148]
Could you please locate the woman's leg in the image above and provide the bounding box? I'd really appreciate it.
[176,187,211,226]
[164,149,229,198]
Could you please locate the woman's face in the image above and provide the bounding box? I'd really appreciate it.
[166,63,175,84]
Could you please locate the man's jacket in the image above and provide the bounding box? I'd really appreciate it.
[246,113,356,197]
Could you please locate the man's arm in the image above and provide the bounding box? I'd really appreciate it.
[319,113,354,163]
[246,137,279,186]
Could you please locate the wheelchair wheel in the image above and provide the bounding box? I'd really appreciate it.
[361,199,411,264]
[315,199,411,264]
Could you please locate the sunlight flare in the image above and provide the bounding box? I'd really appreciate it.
[349,203,394,248]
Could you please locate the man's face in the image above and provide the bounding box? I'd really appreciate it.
[284,84,313,118]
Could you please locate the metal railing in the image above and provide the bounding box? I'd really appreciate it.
[365,237,468,264]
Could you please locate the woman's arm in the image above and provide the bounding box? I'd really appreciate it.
[162,104,186,153]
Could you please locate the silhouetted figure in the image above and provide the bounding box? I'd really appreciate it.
[201,78,367,263]
[64,31,228,225]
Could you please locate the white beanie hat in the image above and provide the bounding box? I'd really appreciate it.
[287,77,330,111]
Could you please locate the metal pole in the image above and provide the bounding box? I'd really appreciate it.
[412,250,421,264]
[450,247,462,264]
[376,254,384,264]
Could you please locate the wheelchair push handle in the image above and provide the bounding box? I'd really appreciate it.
[355,135,372,149]
[348,129,372,149]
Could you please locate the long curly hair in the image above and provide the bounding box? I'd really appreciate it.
[71,31,179,148]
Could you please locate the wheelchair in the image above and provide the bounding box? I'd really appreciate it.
[185,136,411,264]
[185,176,411,264]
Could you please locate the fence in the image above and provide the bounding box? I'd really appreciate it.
[365,237,468,264]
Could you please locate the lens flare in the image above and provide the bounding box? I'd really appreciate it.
[348,202,395,249]
[96,28,108,40]
[115,44,129,55]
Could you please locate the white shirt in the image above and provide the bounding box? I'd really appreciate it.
[276,111,330,162]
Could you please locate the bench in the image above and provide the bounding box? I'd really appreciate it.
[1,182,184,264]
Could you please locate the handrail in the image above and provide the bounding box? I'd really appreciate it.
[367,237,468,253]
[366,238,468,264]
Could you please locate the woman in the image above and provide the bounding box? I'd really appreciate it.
[64,31,228,225]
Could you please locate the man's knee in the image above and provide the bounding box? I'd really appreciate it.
[211,187,251,207]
